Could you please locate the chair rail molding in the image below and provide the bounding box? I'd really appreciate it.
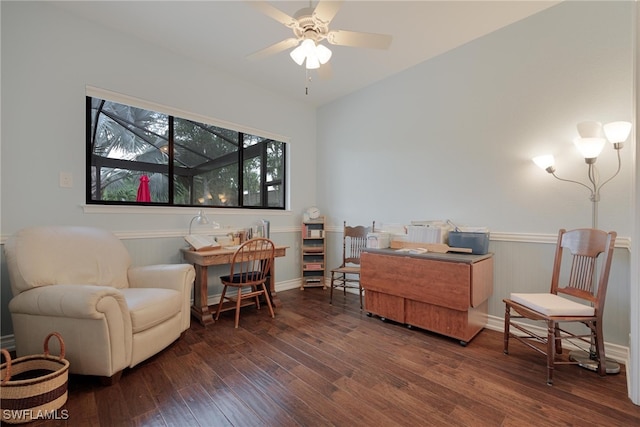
[323,227,631,251]
[1,226,299,244]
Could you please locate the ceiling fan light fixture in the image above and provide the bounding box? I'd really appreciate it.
[290,39,318,67]
[290,39,331,70]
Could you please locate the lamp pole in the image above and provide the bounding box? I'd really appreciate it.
[551,157,622,374]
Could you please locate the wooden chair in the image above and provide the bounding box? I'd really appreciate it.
[503,228,616,385]
[215,238,275,328]
[330,221,374,309]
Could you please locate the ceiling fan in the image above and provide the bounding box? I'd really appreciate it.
[247,0,392,72]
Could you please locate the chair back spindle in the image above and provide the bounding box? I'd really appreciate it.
[230,239,274,286]
[554,228,615,305]
[567,254,596,293]
[343,223,371,266]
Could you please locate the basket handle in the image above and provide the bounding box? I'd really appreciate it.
[1,348,11,385]
[43,332,66,360]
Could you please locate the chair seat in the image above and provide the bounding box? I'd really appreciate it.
[121,288,182,333]
[221,272,262,285]
[332,266,360,275]
[510,293,594,317]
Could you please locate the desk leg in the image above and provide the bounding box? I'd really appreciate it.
[269,262,281,308]
[191,264,214,326]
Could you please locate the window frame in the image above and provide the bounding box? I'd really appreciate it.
[85,89,288,211]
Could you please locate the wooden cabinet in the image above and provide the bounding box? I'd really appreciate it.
[361,249,493,344]
[301,217,326,289]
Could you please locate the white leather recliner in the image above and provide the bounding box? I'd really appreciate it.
[4,226,195,383]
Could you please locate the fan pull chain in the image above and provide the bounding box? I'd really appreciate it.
[305,68,312,95]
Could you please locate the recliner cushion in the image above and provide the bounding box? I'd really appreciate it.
[6,226,132,293]
[510,293,594,317]
[121,288,182,333]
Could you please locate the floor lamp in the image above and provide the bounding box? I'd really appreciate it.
[533,120,632,374]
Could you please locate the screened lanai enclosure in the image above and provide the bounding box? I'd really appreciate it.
[87,97,286,209]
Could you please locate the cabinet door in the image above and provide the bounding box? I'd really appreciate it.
[361,253,470,311]
[470,257,494,308]
[364,291,404,323]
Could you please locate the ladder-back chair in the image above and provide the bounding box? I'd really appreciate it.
[503,228,616,385]
[330,221,374,309]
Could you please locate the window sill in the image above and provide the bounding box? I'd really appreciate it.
[82,205,292,216]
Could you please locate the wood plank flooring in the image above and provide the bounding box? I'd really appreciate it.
[25,288,640,426]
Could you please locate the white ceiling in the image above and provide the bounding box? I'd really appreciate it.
[52,0,560,107]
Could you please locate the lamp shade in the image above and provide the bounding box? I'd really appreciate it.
[305,54,320,69]
[289,44,306,65]
[189,209,210,234]
[576,121,603,138]
[603,121,632,143]
[300,38,315,55]
[316,43,332,64]
[532,155,555,170]
[573,137,605,159]
[290,39,316,66]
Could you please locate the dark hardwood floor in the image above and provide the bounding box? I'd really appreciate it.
[23,288,640,426]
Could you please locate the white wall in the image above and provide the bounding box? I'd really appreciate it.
[1,1,318,232]
[317,1,633,234]
[317,0,634,347]
[0,1,316,334]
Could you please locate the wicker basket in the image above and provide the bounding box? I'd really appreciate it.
[0,332,70,424]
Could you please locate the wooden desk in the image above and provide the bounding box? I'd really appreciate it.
[181,245,288,326]
[361,249,493,345]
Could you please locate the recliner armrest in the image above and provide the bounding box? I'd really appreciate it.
[128,264,195,292]
[8,284,129,319]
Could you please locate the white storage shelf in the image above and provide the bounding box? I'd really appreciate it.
[301,218,326,289]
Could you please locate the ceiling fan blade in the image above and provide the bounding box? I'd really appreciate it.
[312,0,343,25]
[327,30,392,50]
[247,1,296,28]
[247,38,300,61]
[318,61,333,80]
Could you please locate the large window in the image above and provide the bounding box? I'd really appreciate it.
[87,97,286,209]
